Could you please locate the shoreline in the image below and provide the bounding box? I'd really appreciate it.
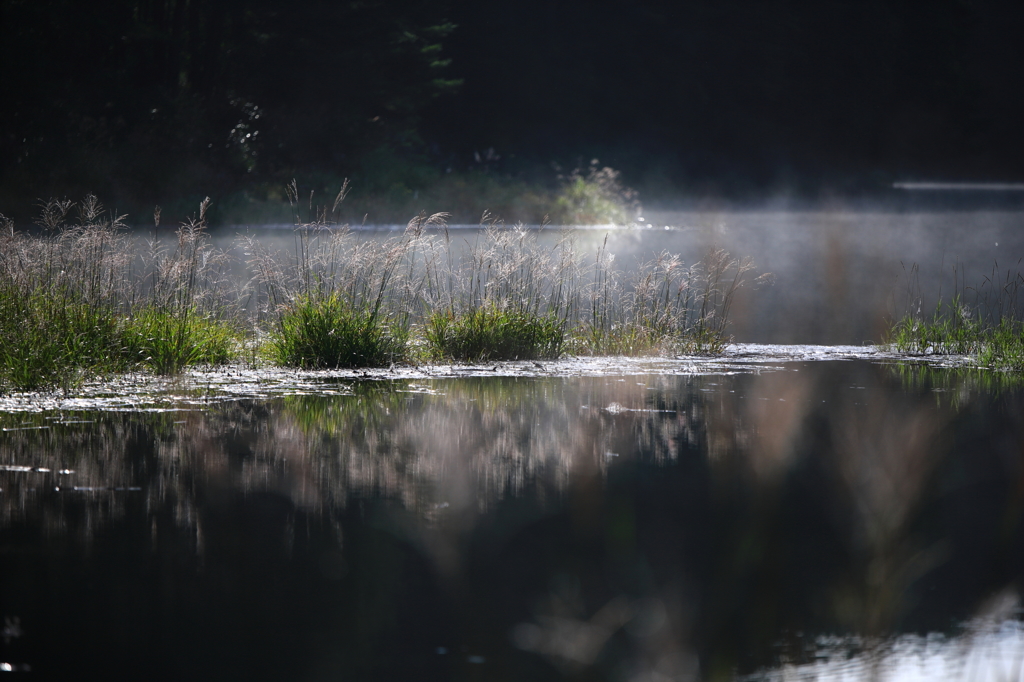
[0,344,979,414]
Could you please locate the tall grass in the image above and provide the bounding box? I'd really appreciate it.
[570,240,767,355]
[1,186,769,389]
[415,216,768,360]
[247,182,423,368]
[420,220,578,360]
[886,260,1024,368]
[0,196,239,391]
[0,199,130,390]
[128,197,240,373]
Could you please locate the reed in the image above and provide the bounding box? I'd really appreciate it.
[419,219,579,361]
[249,182,423,368]
[0,196,240,391]
[130,198,240,374]
[0,200,130,390]
[1,186,768,390]
[886,260,1024,369]
[570,242,768,355]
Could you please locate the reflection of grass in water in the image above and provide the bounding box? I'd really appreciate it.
[0,409,191,533]
[886,262,1024,370]
[279,382,407,437]
[276,375,698,503]
[886,360,1024,406]
[4,374,1023,680]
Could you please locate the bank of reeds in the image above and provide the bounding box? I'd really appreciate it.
[415,218,770,361]
[886,261,1024,369]
[1,189,769,390]
[0,196,238,391]
[245,182,419,368]
[419,220,578,361]
[569,239,765,355]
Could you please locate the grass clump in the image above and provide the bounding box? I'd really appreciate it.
[425,305,564,361]
[120,306,236,374]
[249,182,420,369]
[271,293,406,368]
[419,220,577,361]
[0,196,240,392]
[0,288,124,391]
[0,201,131,390]
[886,261,1024,369]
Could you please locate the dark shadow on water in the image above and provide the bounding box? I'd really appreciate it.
[2,361,1024,679]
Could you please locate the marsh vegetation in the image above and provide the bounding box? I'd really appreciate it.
[0,192,768,392]
[886,260,1024,369]
[0,197,238,390]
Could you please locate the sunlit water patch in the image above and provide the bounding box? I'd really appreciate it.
[1,352,1022,680]
[0,344,970,414]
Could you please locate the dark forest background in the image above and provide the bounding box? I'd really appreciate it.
[2,0,1023,222]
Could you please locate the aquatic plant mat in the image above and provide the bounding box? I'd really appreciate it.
[0,344,972,412]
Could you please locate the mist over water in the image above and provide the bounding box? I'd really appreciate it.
[218,206,1024,345]
[643,207,1024,345]
[3,208,1024,679]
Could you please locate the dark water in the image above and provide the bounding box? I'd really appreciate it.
[2,358,1024,680]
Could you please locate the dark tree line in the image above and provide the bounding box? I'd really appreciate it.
[0,0,458,208]
[1,0,1022,211]
[435,0,1024,195]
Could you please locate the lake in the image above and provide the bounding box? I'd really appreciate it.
[2,209,1024,680]
[1,350,1022,680]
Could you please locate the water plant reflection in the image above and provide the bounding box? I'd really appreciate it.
[2,363,1024,679]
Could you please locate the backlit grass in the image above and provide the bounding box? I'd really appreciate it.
[885,263,1024,369]
[424,305,565,361]
[1,188,771,391]
[120,306,237,374]
[0,287,124,391]
[0,196,240,391]
[270,293,406,368]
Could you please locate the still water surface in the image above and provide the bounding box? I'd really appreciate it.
[2,354,1023,680]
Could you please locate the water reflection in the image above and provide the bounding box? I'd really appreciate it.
[2,361,1024,679]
